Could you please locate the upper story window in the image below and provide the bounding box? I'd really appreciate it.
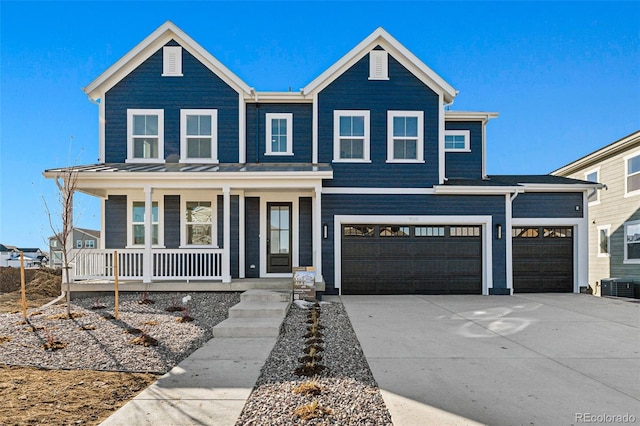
[387,111,424,163]
[180,109,218,163]
[585,168,600,204]
[127,109,164,163]
[333,110,370,162]
[624,220,640,263]
[265,113,293,155]
[76,240,83,249]
[369,50,389,80]
[625,152,640,196]
[162,46,183,76]
[85,240,95,249]
[444,130,470,152]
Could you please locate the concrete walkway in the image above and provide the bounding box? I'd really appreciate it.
[341,294,640,426]
[100,336,276,425]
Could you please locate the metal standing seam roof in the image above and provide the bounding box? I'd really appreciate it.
[44,163,334,174]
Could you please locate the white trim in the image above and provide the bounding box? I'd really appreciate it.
[126,109,165,163]
[99,97,106,163]
[179,191,218,248]
[100,198,106,250]
[84,21,251,99]
[126,195,164,249]
[445,111,499,121]
[312,93,318,164]
[512,217,587,292]
[333,214,493,295]
[302,27,456,103]
[584,167,601,205]
[179,109,218,163]
[239,93,246,164]
[368,50,389,80]
[386,111,424,163]
[333,110,370,162]
[259,194,300,278]
[597,224,611,258]
[434,185,521,195]
[444,130,471,152]
[482,118,487,179]
[222,187,231,283]
[438,94,445,184]
[162,46,183,77]
[504,193,514,293]
[322,187,435,195]
[238,191,245,278]
[313,186,323,283]
[623,219,640,264]
[623,150,640,198]
[265,113,294,156]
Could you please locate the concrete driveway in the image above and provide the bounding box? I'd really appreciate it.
[340,294,639,426]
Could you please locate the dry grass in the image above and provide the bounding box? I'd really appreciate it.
[292,379,323,396]
[293,400,332,421]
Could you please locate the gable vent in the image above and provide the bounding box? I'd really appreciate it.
[369,50,389,80]
[163,46,183,76]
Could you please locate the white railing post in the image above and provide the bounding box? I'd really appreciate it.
[143,187,153,284]
[313,185,323,283]
[222,186,232,283]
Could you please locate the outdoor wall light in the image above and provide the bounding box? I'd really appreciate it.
[496,224,502,239]
[323,223,328,239]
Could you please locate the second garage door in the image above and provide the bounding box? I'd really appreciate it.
[341,224,482,295]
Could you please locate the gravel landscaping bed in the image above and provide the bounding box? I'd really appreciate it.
[236,299,393,425]
[0,292,240,374]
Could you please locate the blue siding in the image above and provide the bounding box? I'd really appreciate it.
[105,41,240,163]
[104,195,127,249]
[299,197,313,266]
[246,103,312,163]
[445,121,483,179]
[245,197,260,278]
[318,54,440,188]
[513,193,584,218]
[164,195,180,249]
[321,194,507,294]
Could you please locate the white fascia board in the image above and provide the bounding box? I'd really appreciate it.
[445,111,499,122]
[519,183,604,191]
[250,92,312,103]
[434,185,520,195]
[302,27,457,103]
[84,21,251,100]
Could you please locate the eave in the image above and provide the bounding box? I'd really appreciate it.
[445,111,499,122]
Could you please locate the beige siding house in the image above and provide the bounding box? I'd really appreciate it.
[553,131,640,295]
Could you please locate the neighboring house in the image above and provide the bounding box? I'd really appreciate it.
[553,130,640,295]
[49,228,101,269]
[0,244,16,267]
[43,21,598,295]
[3,247,47,268]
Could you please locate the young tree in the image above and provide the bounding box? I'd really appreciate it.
[44,165,79,317]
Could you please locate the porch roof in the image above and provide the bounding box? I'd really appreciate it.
[44,162,333,175]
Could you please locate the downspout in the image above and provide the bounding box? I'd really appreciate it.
[505,188,521,295]
[255,104,260,163]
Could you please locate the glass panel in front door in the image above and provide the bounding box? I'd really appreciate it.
[270,205,290,254]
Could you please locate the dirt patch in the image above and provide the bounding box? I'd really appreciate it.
[0,365,158,425]
[0,267,62,314]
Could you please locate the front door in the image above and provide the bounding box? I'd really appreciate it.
[267,202,292,273]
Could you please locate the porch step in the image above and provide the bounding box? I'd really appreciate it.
[213,289,291,338]
[229,301,289,318]
[212,317,284,338]
[240,289,292,303]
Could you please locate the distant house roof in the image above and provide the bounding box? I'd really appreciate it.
[552,130,640,176]
[17,248,42,253]
[50,228,101,241]
[0,244,12,252]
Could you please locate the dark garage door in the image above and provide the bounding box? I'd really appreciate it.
[341,224,482,295]
[512,226,573,293]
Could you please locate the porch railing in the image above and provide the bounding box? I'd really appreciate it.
[68,249,224,281]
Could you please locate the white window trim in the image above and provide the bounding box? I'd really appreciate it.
[265,113,294,156]
[333,110,371,163]
[127,109,165,163]
[597,224,611,258]
[85,240,95,249]
[584,167,601,206]
[76,240,83,249]
[369,50,389,80]
[444,130,471,152]
[162,46,183,77]
[179,109,218,163]
[386,110,424,163]
[180,193,218,248]
[624,151,640,198]
[126,197,165,248]
[623,219,640,264]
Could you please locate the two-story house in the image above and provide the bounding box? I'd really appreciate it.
[553,130,640,296]
[49,228,101,269]
[44,21,597,295]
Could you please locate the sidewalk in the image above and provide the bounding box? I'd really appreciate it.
[100,337,276,426]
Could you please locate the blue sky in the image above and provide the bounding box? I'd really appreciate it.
[1,1,639,250]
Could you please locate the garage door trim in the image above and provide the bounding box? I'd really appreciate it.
[334,215,493,295]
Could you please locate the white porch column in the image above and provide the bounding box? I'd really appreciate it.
[313,185,323,283]
[222,186,232,283]
[238,191,246,279]
[143,186,153,284]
